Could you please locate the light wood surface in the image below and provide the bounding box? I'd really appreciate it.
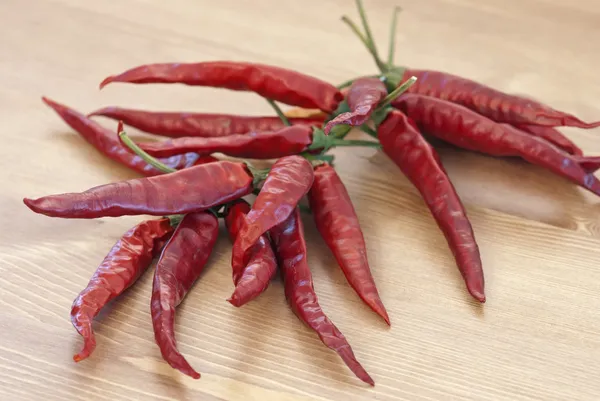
[2,0,600,400]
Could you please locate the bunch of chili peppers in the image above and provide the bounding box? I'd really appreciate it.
[24,0,600,386]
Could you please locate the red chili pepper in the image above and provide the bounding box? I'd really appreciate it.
[41,97,199,176]
[136,125,313,159]
[307,163,390,322]
[89,106,325,138]
[191,155,220,166]
[100,61,343,113]
[324,77,387,134]
[23,161,253,218]
[151,211,219,379]
[513,124,583,156]
[394,94,600,197]
[270,208,374,386]
[231,155,314,271]
[378,110,485,302]
[224,200,277,307]
[401,69,600,128]
[70,218,174,362]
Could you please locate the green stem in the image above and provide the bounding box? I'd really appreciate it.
[330,124,352,139]
[331,139,381,149]
[377,75,417,110]
[341,16,387,73]
[337,78,355,90]
[119,131,175,174]
[266,99,291,126]
[360,125,378,138]
[387,7,401,67]
[355,0,386,72]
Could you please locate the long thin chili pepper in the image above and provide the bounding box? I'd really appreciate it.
[71,218,174,362]
[136,125,313,159]
[394,94,600,197]
[151,211,219,379]
[89,106,325,138]
[231,155,314,271]
[41,97,199,176]
[400,69,600,128]
[378,110,485,302]
[307,163,391,322]
[324,77,387,134]
[23,161,253,218]
[100,61,343,113]
[270,208,374,386]
[513,124,583,156]
[224,200,277,307]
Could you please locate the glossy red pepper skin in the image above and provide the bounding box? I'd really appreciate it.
[71,218,174,362]
[151,212,219,379]
[378,110,485,302]
[324,77,387,134]
[307,163,391,322]
[89,106,324,138]
[231,155,314,272]
[401,69,600,128]
[394,94,600,197]
[23,161,253,218]
[270,208,374,386]
[41,97,199,176]
[137,125,313,159]
[224,200,277,307]
[513,124,583,156]
[100,61,343,113]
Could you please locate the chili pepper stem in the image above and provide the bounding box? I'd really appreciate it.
[266,99,291,127]
[354,0,386,72]
[387,7,401,68]
[341,16,387,73]
[331,139,381,148]
[377,76,417,110]
[119,131,176,174]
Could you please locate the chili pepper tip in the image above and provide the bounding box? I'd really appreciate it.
[469,289,486,303]
[99,76,115,89]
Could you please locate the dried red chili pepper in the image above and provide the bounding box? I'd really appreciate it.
[41,97,199,176]
[513,124,583,156]
[151,211,219,379]
[89,106,325,138]
[100,61,343,113]
[23,161,253,218]
[224,200,277,307]
[136,125,313,159]
[71,218,174,362]
[307,163,391,322]
[191,155,219,166]
[378,110,485,302]
[401,69,600,128]
[231,155,314,271]
[270,208,374,386]
[394,94,600,197]
[324,77,387,134]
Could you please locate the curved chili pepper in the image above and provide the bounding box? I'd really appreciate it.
[224,200,277,307]
[89,106,324,138]
[513,124,583,156]
[378,110,485,302]
[100,61,343,113]
[401,68,600,128]
[151,211,219,379]
[324,77,387,134]
[71,218,174,362]
[394,94,600,197]
[191,155,219,166]
[231,155,314,271]
[136,125,313,159]
[41,97,199,176]
[307,163,391,322]
[23,161,253,218]
[270,208,374,386]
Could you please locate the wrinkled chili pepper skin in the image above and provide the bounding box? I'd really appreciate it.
[231,155,314,272]
[137,125,313,159]
[378,111,485,302]
[401,69,600,128]
[513,124,583,156]
[90,106,324,138]
[71,218,174,362]
[324,78,387,134]
[23,161,253,218]
[151,212,219,379]
[269,208,374,386]
[224,200,277,307]
[307,164,391,322]
[394,94,600,197]
[41,97,199,175]
[100,61,343,113]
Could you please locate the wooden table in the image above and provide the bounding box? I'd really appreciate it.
[2,0,600,399]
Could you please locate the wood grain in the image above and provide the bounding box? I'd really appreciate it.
[1,0,600,400]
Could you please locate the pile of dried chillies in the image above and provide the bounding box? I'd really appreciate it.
[24,0,600,386]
